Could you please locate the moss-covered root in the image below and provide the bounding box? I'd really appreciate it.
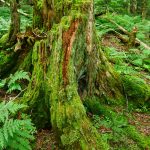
[122,75,150,106]
[50,87,108,150]
[126,126,150,149]
[22,41,50,128]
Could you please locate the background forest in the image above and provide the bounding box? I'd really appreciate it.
[0,0,150,149]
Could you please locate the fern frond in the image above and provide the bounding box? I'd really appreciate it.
[0,79,6,88]
[7,82,22,93]
[0,129,6,149]
[8,70,30,87]
[0,101,36,150]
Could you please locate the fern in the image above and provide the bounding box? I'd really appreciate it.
[8,70,30,86]
[7,83,22,93]
[0,101,36,150]
[0,79,6,88]
[0,70,30,93]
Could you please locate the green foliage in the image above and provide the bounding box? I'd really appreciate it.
[7,70,30,93]
[0,6,32,38]
[0,33,9,46]
[92,111,150,149]
[0,70,30,93]
[94,0,128,15]
[0,79,6,89]
[0,7,10,37]
[103,44,150,81]
[0,101,36,150]
[96,14,150,44]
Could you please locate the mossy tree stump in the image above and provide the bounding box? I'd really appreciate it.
[21,0,124,149]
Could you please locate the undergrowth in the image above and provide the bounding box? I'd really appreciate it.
[0,5,32,38]
[0,101,36,150]
[0,70,30,93]
[85,98,150,150]
[95,12,150,107]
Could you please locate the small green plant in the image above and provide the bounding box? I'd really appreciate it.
[0,101,36,150]
[92,110,150,149]
[0,70,30,93]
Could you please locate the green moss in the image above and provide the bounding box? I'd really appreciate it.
[0,51,15,78]
[84,97,108,115]
[22,41,50,128]
[46,19,108,149]
[126,126,150,149]
[122,75,150,105]
[60,16,72,31]
[18,50,32,72]
[0,33,9,46]
[33,15,43,29]
[37,0,43,9]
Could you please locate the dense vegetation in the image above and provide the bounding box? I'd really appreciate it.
[0,0,149,149]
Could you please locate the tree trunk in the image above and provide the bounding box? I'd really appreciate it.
[0,0,20,48]
[141,0,148,19]
[130,0,137,14]
[20,0,123,149]
[8,0,20,45]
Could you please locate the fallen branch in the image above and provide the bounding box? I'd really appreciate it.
[136,38,150,50]
[107,17,150,50]
[0,0,30,17]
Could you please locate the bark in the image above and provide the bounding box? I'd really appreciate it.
[8,0,20,45]
[128,27,138,49]
[130,0,137,14]
[21,0,123,149]
[141,0,148,19]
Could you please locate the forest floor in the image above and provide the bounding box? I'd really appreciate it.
[34,111,150,150]
[101,33,150,136]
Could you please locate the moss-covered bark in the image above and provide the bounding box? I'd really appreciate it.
[0,0,20,48]
[21,0,124,149]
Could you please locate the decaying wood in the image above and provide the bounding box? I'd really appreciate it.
[107,18,150,50]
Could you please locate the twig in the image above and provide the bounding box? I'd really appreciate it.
[11,88,27,101]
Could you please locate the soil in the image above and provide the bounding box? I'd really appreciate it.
[35,130,59,150]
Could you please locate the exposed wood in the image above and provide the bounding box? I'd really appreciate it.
[128,27,138,49]
[112,31,140,47]
[112,31,129,43]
